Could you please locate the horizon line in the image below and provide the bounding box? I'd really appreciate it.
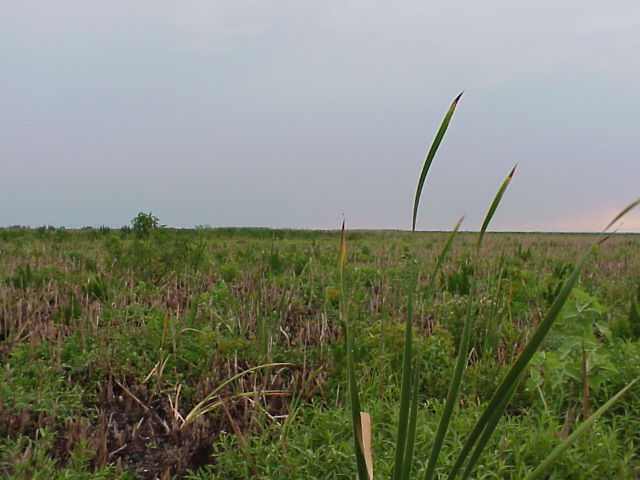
[2,225,638,235]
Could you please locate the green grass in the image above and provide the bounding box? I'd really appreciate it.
[1,226,640,478]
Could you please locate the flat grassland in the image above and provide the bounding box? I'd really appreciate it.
[1,227,639,479]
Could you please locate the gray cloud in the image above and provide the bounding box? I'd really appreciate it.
[1,1,639,231]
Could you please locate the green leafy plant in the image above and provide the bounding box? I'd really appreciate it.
[131,211,160,237]
[528,288,617,415]
[341,94,640,480]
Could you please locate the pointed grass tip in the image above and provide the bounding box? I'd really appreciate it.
[604,198,640,233]
[596,234,612,249]
[339,219,347,267]
[508,164,517,179]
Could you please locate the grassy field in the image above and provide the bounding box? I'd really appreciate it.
[1,225,640,479]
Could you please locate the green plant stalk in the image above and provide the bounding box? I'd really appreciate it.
[523,376,639,480]
[482,253,505,357]
[423,283,475,480]
[392,286,415,480]
[459,371,525,480]
[339,221,370,480]
[402,218,464,479]
[424,169,514,480]
[393,280,415,480]
[604,198,640,231]
[402,357,421,479]
[344,322,369,480]
[412,92,463,232]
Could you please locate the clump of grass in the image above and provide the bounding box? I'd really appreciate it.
[182,362,292,427]
[341,94,640,480]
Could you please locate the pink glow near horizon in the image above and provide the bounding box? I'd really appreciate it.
[509,205,640,233]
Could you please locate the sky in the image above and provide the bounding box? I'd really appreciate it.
[2,1,639,232]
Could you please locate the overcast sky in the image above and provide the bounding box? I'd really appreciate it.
[2,1,639,231]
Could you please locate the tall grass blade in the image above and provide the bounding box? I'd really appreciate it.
[412,92,463,232]
[402,218,464,479]
[392,285,415,480]
[604,198,640,232]
[339,220,370,480]
[402,358,421,479]
[476,165,516,251]
[459,372,525,480]
[424,174,513,480]
[423,281,473,480]
[345,326,369,480]
[339,219,347,268]
[523,377,639,480]
[430,216,465,292]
